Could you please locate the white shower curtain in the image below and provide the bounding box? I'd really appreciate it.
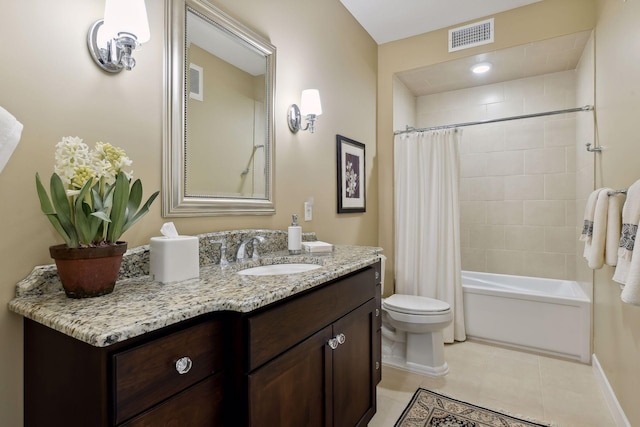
[394,128,466,343]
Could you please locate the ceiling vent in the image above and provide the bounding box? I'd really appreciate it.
[448,18,494,52]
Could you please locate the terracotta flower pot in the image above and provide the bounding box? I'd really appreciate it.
[49,242,128,298]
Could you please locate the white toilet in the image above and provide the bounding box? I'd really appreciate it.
[379,256,453,377]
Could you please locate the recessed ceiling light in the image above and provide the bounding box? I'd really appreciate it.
[471,62,492,74]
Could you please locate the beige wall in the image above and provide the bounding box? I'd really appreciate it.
[0,0,377,425]
[415,71,579,280]
[392,76,416,131]
[592,0,640,424]
[377,0,596,292]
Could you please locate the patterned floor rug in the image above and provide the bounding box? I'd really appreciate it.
[395,388,550,427]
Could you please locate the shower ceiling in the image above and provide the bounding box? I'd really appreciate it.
[396,31,591,96]
[339,1,590,96]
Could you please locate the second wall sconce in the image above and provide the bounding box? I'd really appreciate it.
[288,89,322,133]
[87,0,150,73]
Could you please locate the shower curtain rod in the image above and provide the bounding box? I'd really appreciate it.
[394,105,594,135]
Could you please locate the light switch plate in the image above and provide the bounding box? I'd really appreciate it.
[304,202,312,221]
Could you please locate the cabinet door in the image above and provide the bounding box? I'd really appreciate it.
[248,326,334,427]
[332,299,376,427]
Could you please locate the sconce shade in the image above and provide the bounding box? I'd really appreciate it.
[88,0,150,73]
[300,89,322,116]
[103,0,150,43]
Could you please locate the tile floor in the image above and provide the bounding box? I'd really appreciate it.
[368,341,616,427]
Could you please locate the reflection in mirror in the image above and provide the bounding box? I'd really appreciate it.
[164,0,276,216]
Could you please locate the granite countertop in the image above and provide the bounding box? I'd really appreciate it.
[8,244,381,348]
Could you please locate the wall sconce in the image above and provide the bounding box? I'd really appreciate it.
[87,0,150,73]
[288,89,322,133]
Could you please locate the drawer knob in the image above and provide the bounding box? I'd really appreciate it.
[375,308,380,317]
[328,337,339,350]
[375,271,380,281]
[328,333,346,350]
[175,356,193,375]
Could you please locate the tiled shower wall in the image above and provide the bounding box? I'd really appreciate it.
[417,71,578,280]
[574,32,595,291]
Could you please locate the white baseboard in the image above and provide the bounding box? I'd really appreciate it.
[592,354,632,427]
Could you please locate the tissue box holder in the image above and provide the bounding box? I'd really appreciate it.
[150,236,199,283]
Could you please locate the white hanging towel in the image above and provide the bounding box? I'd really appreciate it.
[0,106,23,174]
[588,188,614,269]
[613,179,640,305]
[606,192,625,266]
[581,189,602,260]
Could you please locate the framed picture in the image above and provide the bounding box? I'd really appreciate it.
[336,135,366,213]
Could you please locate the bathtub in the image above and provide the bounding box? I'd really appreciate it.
[461,271,591,363]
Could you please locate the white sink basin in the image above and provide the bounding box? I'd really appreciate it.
[237,263,322,276]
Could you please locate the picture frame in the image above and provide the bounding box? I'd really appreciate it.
[336,134,366,213]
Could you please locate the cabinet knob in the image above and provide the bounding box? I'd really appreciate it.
[375,271,380,281]
[336,333,346,345]
[175,356,193,375]
[376,361,380,370]
[328,337,339,350]
[375,308,380,317]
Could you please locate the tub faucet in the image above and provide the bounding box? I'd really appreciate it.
[236,236,266,262]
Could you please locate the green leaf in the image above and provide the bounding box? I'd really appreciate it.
[35,173,78,247]
[121,190,159,234]
[91,211,112,222]
[107,172,130,243]
[73,179,102,245]
[35,173,55,214]
[73,181,93,244]
[126,179,143,223]
[50,174,79,246]
[90,184,108,243]
[84,206,103,244]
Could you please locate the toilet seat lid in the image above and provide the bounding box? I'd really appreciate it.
[383,294,450,314]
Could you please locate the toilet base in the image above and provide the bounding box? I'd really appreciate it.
[382,355,449,377]
[382,330,450,377]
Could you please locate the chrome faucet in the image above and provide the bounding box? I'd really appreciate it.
[236,236,266,262]
[210,240,229,267]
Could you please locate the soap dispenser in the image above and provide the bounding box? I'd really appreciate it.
[288,214,302,254]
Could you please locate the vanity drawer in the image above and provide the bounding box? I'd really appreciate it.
[120,374,224,427]
[247,267,375,371]
[114,319,223,424]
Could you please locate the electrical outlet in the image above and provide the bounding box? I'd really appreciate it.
[304,202,313,221]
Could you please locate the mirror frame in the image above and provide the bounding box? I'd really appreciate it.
[163,0,276,216]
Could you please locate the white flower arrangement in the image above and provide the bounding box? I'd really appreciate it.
[345,160,359,198]
[36,136,158,248]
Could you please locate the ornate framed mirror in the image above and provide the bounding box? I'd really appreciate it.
[163,0,276,216]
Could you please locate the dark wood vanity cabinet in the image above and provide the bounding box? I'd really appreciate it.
[23,262,381,427]
[24,316,225,427]
[247,300,376,427]
[237,265,380,427]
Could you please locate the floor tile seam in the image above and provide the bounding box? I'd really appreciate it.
[536,354,546,414]
[376,388,422,406]
[538,369,558,425]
